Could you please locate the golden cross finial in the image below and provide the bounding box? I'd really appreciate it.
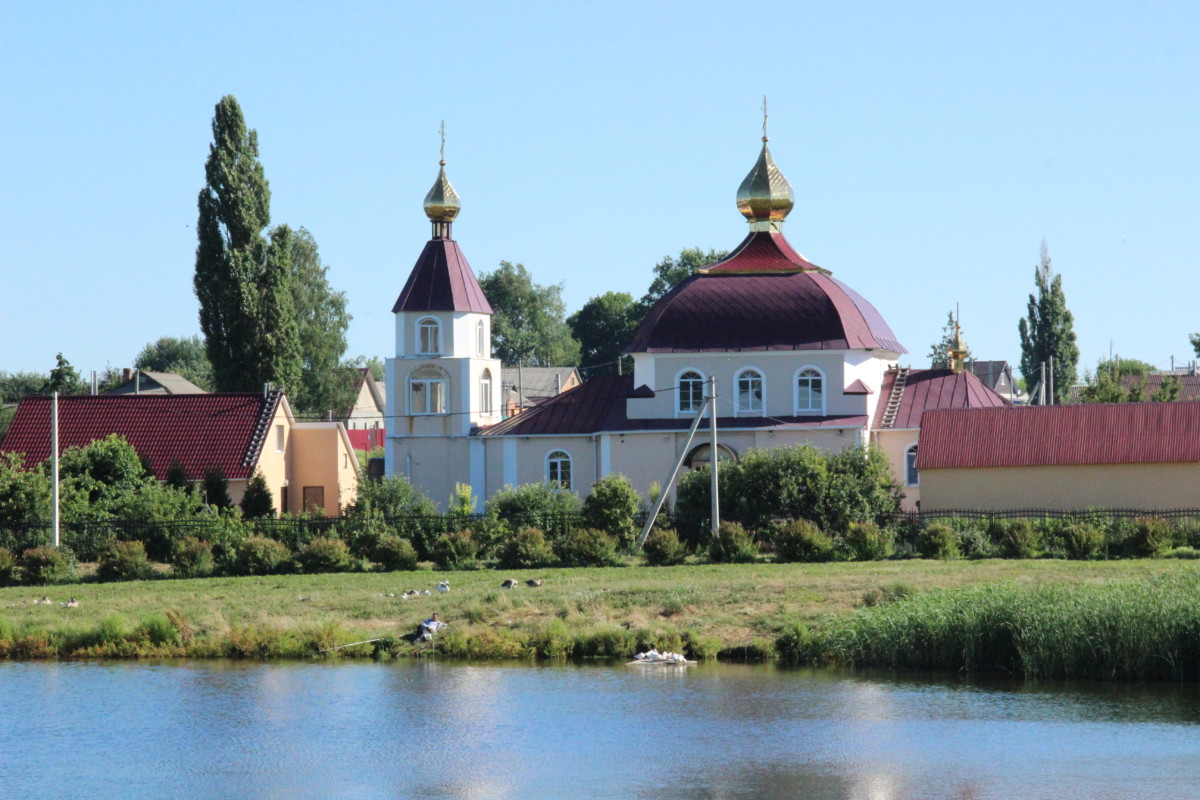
[439,120,446,165]
[762,96,768,142]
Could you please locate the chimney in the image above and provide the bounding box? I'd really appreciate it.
[122,368,133,382]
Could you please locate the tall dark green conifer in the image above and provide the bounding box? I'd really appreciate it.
[1018,242,1079,404]
[194,95,301,394]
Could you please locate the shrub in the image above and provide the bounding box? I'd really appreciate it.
[485,483,582,546]
[642,527,687,566]
[1131,517,1174,557]
[372,534,419,572]
[234,536,293,576]
[240,472,276,519]
[496,527,557,569]
[20,546,76,585]
[861,582,916,607]
[171,536,215,578]
[955,525,995,559]
[558,528,621,567]
[581,474,642,549]
[1164,546,1200,559]
[432,530,479,571]
[708,521,759,564]
[1061,522,1105,560]
[0,546,16,586]
[773,520,835,563]
[841,521,894,561]
[775,622,816,664]
[98,540,154,582]
[918,524,960,560]
[1001,520,1042,559]
[296,537,353,574]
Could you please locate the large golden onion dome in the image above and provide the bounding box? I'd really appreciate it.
[423,160,460,224]
[736,137,794,230]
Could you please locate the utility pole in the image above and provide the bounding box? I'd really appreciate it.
[51,391,60,547]
[709,375,719,539]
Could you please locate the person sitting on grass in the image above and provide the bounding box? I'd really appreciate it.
[413,612,445,642]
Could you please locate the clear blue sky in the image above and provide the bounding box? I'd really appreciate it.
[3,1,1198,383]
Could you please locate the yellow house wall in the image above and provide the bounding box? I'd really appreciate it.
[920,462,1200,511]
[873,428,920,511]
[244,405,292,515]
[289,424,360,515]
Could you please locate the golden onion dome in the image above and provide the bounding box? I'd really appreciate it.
[423,160,461,223]
[736,138,794,228]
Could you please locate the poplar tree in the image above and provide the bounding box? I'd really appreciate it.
[194,95,301,394]
[1018,242,1078,404]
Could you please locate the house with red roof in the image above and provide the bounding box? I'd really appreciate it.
[342,367,386,451]
[1,390,360,516]
[383,135,1007,510]
[916,401,1200,511]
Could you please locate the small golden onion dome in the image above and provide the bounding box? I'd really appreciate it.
[736,138,795,226]
[423,160,461,222]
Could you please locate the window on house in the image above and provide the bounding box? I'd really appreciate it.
[795,367,824,414]
[410,365,447,415]
[736,369,764,415]
[476,320,486,357]
[546,450,572,491]
[906,444,919,487]
[417,318,441,355]
[480,368,493,414]
[678,370,704,414]
[275,424,285,453]
[303,486,325,514]
[685,443,737,471]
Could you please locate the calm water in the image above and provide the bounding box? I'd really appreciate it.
[2,660,1200,799]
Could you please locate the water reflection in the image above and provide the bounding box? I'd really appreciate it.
[1,660,1199,799]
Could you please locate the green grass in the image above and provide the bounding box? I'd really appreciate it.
[0,559,1193,668]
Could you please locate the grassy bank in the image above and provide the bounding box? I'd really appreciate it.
[3,559,1197,675]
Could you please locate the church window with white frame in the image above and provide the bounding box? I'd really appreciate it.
[546,450,572,490]
[677,370,705,415]
[735,368,764,416]
[480,368,493,415]
[409,365,448,415]
[417,318,441,355]
[905,443,919,487]
[795,367,825,415]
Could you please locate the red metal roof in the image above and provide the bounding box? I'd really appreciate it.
[700,230,826,274]
[917,401,1200,470]
[875,368,1009,430]
[0,393,283,480]
[392,236,492,314]
[625,248,906,355]
[477,375,868,437]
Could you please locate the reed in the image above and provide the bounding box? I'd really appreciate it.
[818,569,1200,680]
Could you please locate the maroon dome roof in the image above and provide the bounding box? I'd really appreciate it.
[626,231,905,354]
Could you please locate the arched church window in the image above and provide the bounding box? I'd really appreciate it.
[410,365,448,415]
[546,450,572,490]
[735,369,764,416]
[480,369,493,415]
[417,318,441,355]
[677,370,705,415]
[685,443,737,470]
[795,367,825,415]
[905,444,919,487]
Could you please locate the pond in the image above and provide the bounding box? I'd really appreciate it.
[2,660,1199,799]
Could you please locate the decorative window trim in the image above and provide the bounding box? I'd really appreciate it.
[409,365,448,415]
[684,443,737,470]
[675,368,706,417]
[905,443,920,487]
[546,449,572,491]
[480,368,493,415]
[417,317,441,356]
[734,367,765,417]
[793,366,827,416]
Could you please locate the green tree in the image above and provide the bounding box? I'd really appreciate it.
[478,261,580,366]
[1017,242,1079,404]
[284,226,354,416]
[134,335,214,391]
[194,95,301,395]
[44,353,87,395]
[1191,334,1200,359]
[1152,375,1181,402]
[636,247,727,315]
[201,466,233,509]
[0,371,48,401]
[568,291,638,376]
[926,311,972,368]
[240,471,275,518]
[0,452,51,522]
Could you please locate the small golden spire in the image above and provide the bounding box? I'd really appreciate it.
[737,98,794,231]
[423,120,460,232]
[948,320,969,374]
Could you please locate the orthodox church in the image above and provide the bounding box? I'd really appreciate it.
[385,132,1006,511]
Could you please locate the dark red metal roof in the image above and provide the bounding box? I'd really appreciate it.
[392,236,492,314]
[477,375,868,437]
[626,230,903,354]
[875,368,1009,430]
[0,393,282,480]
[917,401,1200,470]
